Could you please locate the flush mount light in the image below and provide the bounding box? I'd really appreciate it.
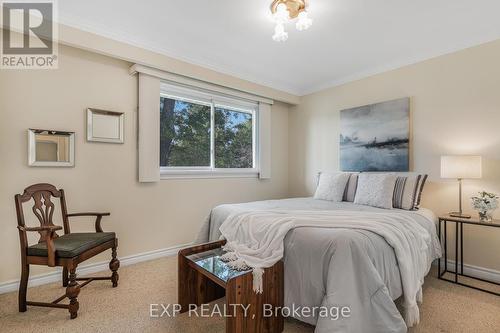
[270,0,313,42]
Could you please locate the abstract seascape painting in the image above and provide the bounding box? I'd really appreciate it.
[340,97,410,172]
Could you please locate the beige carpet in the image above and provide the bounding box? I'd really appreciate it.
[1,256,499,333]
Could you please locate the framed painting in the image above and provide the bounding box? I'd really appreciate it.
[340,97,410,172]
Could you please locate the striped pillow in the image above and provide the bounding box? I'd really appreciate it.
[343,173,359,202]
[393,174,427,210]
[414,174,428,209]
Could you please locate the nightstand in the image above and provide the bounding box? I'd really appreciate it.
[438,214,500,295]
[178,241,284,333]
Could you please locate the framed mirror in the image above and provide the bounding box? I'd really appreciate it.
[87,108,124,143]
[28,129,75,167]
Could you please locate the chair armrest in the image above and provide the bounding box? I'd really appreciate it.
[66,212,111,232]
[18,225,61,267]
[66,212,110,217]
[17,225,63,232]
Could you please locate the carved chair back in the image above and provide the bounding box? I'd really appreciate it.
[15,183,70,248]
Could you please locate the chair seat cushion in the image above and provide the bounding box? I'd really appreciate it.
[27,232,116,258]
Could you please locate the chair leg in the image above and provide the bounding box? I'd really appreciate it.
[62,267,69,287]
[109,246,120,288]
[66,267,80,319]
[18,264,29,312]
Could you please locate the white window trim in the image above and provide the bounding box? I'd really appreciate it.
[131,64,274,105]
[160,168,259,179]
[159,82,260,179]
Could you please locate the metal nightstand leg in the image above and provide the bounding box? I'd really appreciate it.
[455,222,458,283]
[438,219,441,276]
[444,220,447,273]
[438,218,449,280]
[460,222,464,275]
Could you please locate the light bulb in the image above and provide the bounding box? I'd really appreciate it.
[274,3,290,24]
[296,10,313,31]
[272,23,288,42]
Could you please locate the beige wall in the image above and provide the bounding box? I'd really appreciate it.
[0,45,290,283]
[289,39,500,271]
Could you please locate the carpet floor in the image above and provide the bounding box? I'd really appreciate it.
[1,256,500,333]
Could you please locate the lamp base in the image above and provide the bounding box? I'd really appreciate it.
[449,212,471,219]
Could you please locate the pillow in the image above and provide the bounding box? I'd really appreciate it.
[354,173,397,209]
[314,172,351,202]
[392,174,428,210]
[343,173,359,202]
[414,174,428,209]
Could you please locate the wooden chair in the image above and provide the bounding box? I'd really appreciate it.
[14,183,120,319]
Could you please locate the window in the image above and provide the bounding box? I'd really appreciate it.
[159,83,258,177]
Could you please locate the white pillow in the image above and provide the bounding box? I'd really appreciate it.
[354,173,397,209]
[314,172,351,202]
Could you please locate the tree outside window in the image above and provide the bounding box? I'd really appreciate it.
[160,96,254,169]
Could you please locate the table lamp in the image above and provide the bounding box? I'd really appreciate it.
[441,155,482,218]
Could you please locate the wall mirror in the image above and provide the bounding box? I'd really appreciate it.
[87,108,124,143]
[28,129,75,167]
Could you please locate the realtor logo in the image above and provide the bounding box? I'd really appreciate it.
[1,0,58,69]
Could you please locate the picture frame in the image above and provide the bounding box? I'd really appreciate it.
[86,108,124,143]
[28,129,75,167]
[339,97,410,172]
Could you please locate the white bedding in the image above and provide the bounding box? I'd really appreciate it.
[195,198,442,333]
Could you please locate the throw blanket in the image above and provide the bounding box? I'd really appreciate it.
[219,210,432,327]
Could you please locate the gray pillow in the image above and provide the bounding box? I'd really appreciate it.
[354,173,397,209]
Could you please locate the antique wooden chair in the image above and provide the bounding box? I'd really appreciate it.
[14,183,120,319]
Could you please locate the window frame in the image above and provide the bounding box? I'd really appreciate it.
[159,82,259,179]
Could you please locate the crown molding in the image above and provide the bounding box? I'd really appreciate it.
[55,16,302,103]
[58,16,500,99]
[300,37,500,96]
[11,12,499,101]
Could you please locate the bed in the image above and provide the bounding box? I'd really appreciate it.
[195,197,442,333]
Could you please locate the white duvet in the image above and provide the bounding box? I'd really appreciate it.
[196,198,442,333]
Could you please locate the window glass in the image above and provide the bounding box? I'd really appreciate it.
[214,107,253,168]
[160,97,211,167]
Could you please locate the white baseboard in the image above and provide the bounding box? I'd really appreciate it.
[433,259,500,283]
[0,243,191,295]
[4,248,498,295]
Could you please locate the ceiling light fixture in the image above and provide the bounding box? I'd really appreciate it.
[270,0,313,42]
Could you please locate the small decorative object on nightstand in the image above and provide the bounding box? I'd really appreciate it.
[438,214,500,296]
[440,155,482,218]
[471,191,498,222]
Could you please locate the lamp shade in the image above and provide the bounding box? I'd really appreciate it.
[440,155,482,179]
